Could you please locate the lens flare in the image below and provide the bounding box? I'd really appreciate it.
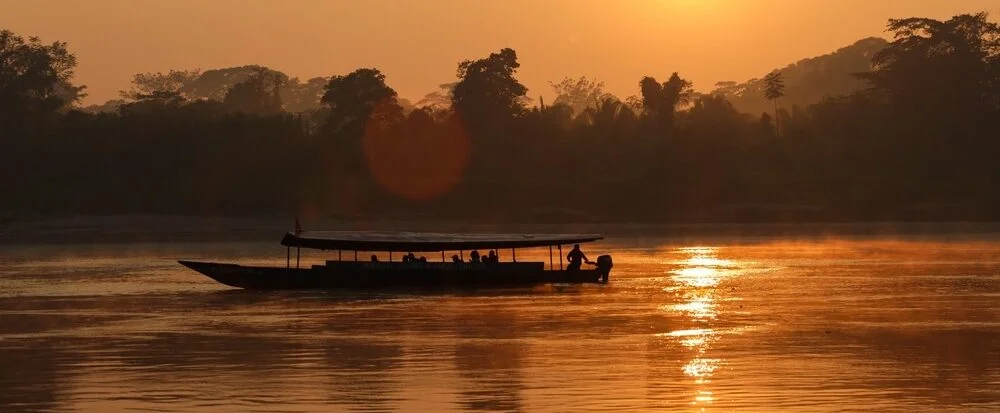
[363,104,469,201]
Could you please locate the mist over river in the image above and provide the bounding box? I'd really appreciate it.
[2,235,999,412]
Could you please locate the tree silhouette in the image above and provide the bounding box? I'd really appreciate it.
[222,72,282,115]
[639,72,693,131]
[3,13,1000,223]
[581,97,636,131]
[119,65,319,112]
[182,65,287,102]
[120,69,200,100]
[416,82,457,112]
[451,48,528,130]
[0,29,81,131]
[321,68,402,138]
[549,76,611,118]
[282,76,327,113]
[862,13,1000,111]
[763,70,785,136]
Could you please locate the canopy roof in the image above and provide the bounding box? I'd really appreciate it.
[280,231,603,252]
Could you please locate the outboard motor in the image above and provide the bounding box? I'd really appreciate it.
[595,255,613,284]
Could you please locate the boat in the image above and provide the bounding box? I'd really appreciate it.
[179,230,613,290]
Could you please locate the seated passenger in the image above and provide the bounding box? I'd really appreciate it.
[470,250,481,263]
[451,254,462,263]
[419,256,427,263]
[370,254,379,263]
[487,250,498,264]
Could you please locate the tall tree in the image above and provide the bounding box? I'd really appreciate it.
[856,12,1000,204]
[578,97,637,139]
[0,29,82,127]
[321,68,402,138]
[451,48,528,130]
[763,70,785,136]
[222,70,283,115]
[639,72,693,131]
[182,65,287,102]
[862,13,1000,111]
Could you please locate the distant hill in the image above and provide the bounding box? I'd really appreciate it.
[712,37,888,116]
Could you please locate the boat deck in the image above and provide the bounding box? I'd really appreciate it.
[317,260,545,271]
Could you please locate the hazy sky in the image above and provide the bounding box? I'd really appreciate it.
[3,0,998,105]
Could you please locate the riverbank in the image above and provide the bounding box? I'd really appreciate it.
[3,214,1000,245]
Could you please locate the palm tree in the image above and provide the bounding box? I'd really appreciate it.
[640,73,694,131]
[582,97,636,134]
[763,71,785,136]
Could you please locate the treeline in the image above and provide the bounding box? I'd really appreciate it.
[2,13,1000,223]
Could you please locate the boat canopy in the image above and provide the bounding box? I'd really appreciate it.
[280,231,603,252]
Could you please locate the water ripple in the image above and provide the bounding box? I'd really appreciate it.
[1,239,999,411]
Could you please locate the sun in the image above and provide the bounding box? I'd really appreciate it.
[656,0,724,14]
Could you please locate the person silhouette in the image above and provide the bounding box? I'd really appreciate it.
[566,244,589,271]
[470,250,481,263]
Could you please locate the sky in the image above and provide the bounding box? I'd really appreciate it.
[3,0,998,106]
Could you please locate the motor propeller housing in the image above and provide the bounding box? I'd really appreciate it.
[595,255,613,283]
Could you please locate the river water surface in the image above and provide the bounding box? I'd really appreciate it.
[2,237,999,412]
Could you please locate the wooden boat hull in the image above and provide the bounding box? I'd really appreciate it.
[179,260,609,290]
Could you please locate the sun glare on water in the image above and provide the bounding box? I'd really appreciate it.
[658,245,748,409]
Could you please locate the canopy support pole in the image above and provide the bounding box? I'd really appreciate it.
[512,248,516,262]
[338,250,342,261]
[354,250,358,261]
[296,247,301,269]
[549,246,553,270]
[287,246,290,268]
[389,251,393,262]
[441,251,445,262]
[460,250,464,261]
[558,244,563,270]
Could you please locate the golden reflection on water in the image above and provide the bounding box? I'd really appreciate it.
[664,246,741,410]
[6,240,1000,411]
[669,295,717,319]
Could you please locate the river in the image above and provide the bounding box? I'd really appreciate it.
[2,237,999,412]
